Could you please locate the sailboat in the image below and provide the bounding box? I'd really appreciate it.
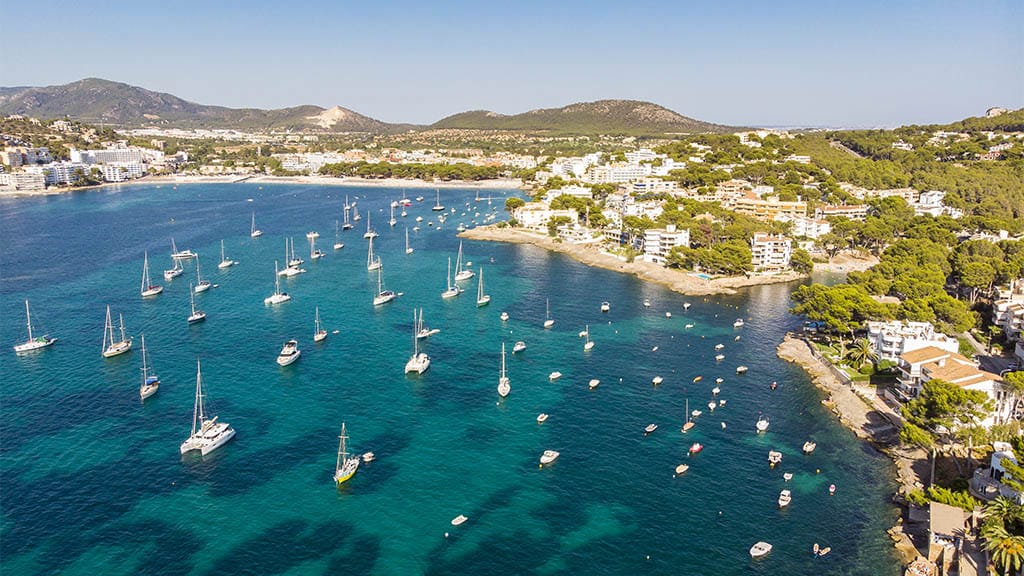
[583,324,594,351]
[288,237,304,267]
[388,203,397,227]
[363,213,378,239]
[476,266,491,307]
[342,196,354,230]
[193,255,211,293]
[366,236,381,271]
[13,299,56,353]
[353,205,361,222]
[497,342,510,398]
[170,238,195,260]
[188,283,206,324]
[681,399,695,432]
[139,334,160,400]
[250,212,263,237]
[264,261,292,305]
[163,254,183,280]
[372,266,396,306]
[218,240,236,269]
[441,257,462,299]
[279,239,306,276]
[313,307,327,342]
[101,306,132,358]
[180,358,236,456]
[333,220,345,250]
[334,423,360,485]
[140,251,163,297]
[432,188,445,211]
[415,308,440,339]
[309,235,325,260]
[453,241,474,282]
[405,227,413,254]
[404,310,431,374]
[543,298,554,329]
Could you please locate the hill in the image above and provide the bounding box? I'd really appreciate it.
[0,78,398,133]
[430,100,736,135]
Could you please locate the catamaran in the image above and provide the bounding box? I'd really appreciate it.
[140,251,163,297]
[170,238,195,260]
[264,261,292,305]
[101,306,132,358]
[366,236,381,271]
[441,257,462,299]
[250,212,263,237]
[187,283,206,324]
[405,227,413,254]
[497,342,510,398]
[476,267,491,306]
[363,213,378,239]
[543,298,554,329]
[13,299,56,353]
[432,189,445,211]
[372,266,396,306]
[180,359,236,456]
[193,255,211,293]
[218,240,236,269]
[314,307,327,342]
[139,334,159,400]
[453,241,474,282]
[404,310,431,374]
[342,196,354,230]
[334,423,360,486]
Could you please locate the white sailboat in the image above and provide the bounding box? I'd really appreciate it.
[139,334,159,400]
[372,266,396,306]
[681,399,695,432]
[366,236,381,271]
[333,220,345,250]
[163,254,183,280]
[280,239,306,276]
[334,423,359,485]
[363,213,378,239]
[187,283,207,324]
[415,308,440,339]
[309,235,325,260]
[476,267,491,307]
[180,359,236,456]
[13,299,56,353]
[404,310,431,374]
[264,261,292,305]
[250,212,263,237]
[193,255,211,293]
[432,188,444,211]
[405,227,413,254]
[353,205,361,222]
[101,306,132,358]
[342,196,354,230]
[288,237,304,267]
[218,240,237,269]
[441,257,462,299]
[140,251,163,297]
[389,203,397,227]
[543,298,554,329]
[170,238,196,260]
[453,241,474,282]
[583,324,594,351]
[497,342,510,398]
[314,307,327,342]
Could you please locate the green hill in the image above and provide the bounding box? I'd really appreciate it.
[430,100,736,135]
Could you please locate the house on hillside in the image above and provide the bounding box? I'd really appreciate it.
[865,320,959,363]
[970,442,1023,504]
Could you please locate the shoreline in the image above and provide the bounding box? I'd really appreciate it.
[1,174,525,198]
[460,225,808,296]
[776,334,925,566]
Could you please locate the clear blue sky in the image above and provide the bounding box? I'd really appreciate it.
[2,0,1021,127]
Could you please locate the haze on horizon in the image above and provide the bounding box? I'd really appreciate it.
[2,0,1021,129]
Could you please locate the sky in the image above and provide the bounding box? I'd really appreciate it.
[2,0,1021,128]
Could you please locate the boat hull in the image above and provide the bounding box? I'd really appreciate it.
[14,337,56,353]
[102,341,132,358]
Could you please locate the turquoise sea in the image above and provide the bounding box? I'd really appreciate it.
[1,183,900,575]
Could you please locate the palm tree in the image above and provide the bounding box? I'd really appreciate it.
[845,338,878,370]
[985,497,1024,528]
[982,523,1024,576]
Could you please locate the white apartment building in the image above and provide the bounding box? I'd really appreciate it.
[775,214,831,239]
[750,233,792,272]
[815,204,869,221]
[865,320,959,363]
[631,178,679,194]
[992,293,1024,342]
[100,162,148,182]
[643,224,690,264]
[543,185,593,203]
[0,171,46,191]
[512,203,578,231]
[895,346,1011,427]
[25,162,90,186]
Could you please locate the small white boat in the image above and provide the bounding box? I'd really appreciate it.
[497,343,510,397]
[644,423,658,435]
[543,298,554,329]
[13,299,57,354]
[756,416,769,433]
[643,299,651,308]
[372,266,396,306]
[652,376,664,385]
[578,328,589,338]
[453,241,474,282]
[735,335,741,341]
[707,401,716,411]
[539,450,560,465]
[313,307,327,343]
[140,251,163,297]
[588,378,600,389]
[138,334,159,400]
[306,231,319,240]
[583,325,594,351]
[684,323,694,329]
[187,284,206,324]
[362,451,375,463]
[683,302,691,310]
[714,343,725,350]
[778,489,791,508]
[688,442,703,455]
[802,441,817,454]
[691,409,702,418]
[715,354,725,361]
[264,262,292,305]
[101,306,132,358]
[711,386,720,395]
[736,365,749,374]
[276,339,301,366]
[768,450,782,467]
[715,377,724,384]
[651,346,658,352]
[665,312,672,318]
[169,238,195,260]
[600,301,610,312]
[536,413,549,424]
[193,255,211,293]
[720,422,727,429]
[749,541,772,558]
[733,318,744,328]
[250,212,263,238]
[451,514,468,527]
[549,371,562,381]
[674,464,689,475]
[476,267,491,307]
[441,257,462,299]
[500,311,509,322]
[405,310,431,375]
[218,240,237,269]
[783,472,793,482]
[719,399,727,406]
[512,341,526,353]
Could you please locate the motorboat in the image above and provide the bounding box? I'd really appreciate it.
[691,409,702,418]
[588,379,600,389]
[684,323,694,329]
[716,377,724,384]
[512,341,526,353]
[783,472,793,482]
[768,450,782,467]
[803,441,817,454]
[665,312,672,318]
[778,489,791,508]
[689,443,703,455]
[829,484,836,495]
[693,375,703,383]
[733,318,744,328]
[643,299,651,308]
[714,343,725,350]
[715,354,725,361]
[674,464,689,475]
[170,238,195,260]
[536,413,549,424]
[539,450,560,466]
[712,386,720,396]
[652,376,663,385]
[362,451,375,463]
[749,541,772,558]
[736,365,749,374]
[756,416,769,433]
[683,302,691,309]
[500,311,509,322]
[600,301,610,312]
[644,423,657,435]
[707,401,716,411]
[276,339,301,366]
[548,371,562,381]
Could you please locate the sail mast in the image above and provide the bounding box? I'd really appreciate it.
[24,300,33,341]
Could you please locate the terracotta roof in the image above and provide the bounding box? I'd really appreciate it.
[901,346,959,365]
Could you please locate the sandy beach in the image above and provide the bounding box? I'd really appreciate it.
[460,225,808,296]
